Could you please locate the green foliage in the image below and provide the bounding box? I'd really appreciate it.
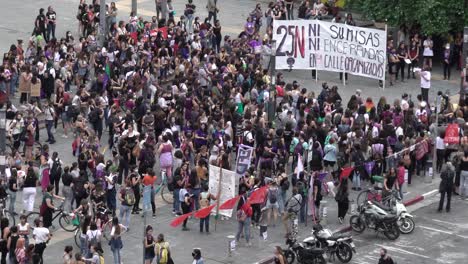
[351,0,466,36]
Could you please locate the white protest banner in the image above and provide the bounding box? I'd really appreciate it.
[209,165,237,217]
[235,144,254,178]
[273,20,386,80]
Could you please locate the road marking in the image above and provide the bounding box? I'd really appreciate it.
[422,189,439,198]
[375,244,430,259]
[418,225,468,239]
[431,219,468,229]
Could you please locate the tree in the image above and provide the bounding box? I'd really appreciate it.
[351,0,467,36]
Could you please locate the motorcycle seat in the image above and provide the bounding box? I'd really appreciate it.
[373,201,393,212]
[377,214,398,222]
[329,233,347,240]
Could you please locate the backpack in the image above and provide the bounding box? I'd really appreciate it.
[200,192,210,208]
[88,231,99,247]
[50,158,62,178]
[144,149,155,167]
[124,188,136,205]
[293,142,304,156]
[159,242,169,263]
[268,188,278,204]
[243,131,254,147]
[337,124,350,135]
[89,108,99,123]
[296,181,307,198]
[354,114,365,129]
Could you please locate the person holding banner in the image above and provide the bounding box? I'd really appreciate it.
[198,185,217,233]
[235,190,252,247]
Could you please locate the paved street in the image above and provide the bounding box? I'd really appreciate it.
[0,1,465,264]
[349,197,468,264]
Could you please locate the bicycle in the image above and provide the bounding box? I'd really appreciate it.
[0,198,15,226]
[73,207,113,247]
[159,169,173,204]
[26,201,78,232]
[356,186,395,207]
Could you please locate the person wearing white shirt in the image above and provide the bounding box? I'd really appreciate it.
[419,66,431,103]
[436,134,446,173]
[32,218,52,263]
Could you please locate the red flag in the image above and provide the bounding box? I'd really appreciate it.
[169,212,192,227]
[194,204,216,219]
[444,124,460,144]
[340,167,354,180]
[219,196,240,210]
[248,186,268,204]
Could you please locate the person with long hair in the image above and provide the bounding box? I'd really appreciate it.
[15,237,26,264]
[273,246,286,264]
[0,218,10,264]
[78,215,91,257]
[109,217,126,264]
[144,225,155,264]
[335,178,350,224]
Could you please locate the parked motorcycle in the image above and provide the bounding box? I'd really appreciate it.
[305,224,355,263]
[349,201,400,240]
[283,237,327,264]
[373,190,415,234]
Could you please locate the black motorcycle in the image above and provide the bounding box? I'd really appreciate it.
[349,201,400,240]
[284,237,327,264]
[309,224,355,263]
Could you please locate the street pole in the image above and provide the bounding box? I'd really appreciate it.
[99,0,106,47]
[132,0,137,16]
[460,27,468,105]
[431,94,442,182]
[0,107,6,181]
[269,40,277,122]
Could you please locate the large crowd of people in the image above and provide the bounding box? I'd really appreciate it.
[0,1,466,264]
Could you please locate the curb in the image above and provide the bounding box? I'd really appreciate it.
[402,189,439,207]
[336,188,439,234]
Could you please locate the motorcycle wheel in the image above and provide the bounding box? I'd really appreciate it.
[336,243,353,263]
[350,215,365,233]
[284,249,296,264]
[383,223,400,240]
[399,217,415,234]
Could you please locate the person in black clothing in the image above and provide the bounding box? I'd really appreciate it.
[46,6,57,41]
[7,169,18,215]
[438,161,455,212]
[130,172,141,214]
[49,152,62,196]
[61,166,74,213]
[378,248,394,264]
[118,140,130,185]
[335,178,349,224]
[7,226,19,264]
[35,8,46,39]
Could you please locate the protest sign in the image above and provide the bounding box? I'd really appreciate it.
[235,145,253,178]
[273,20,386,80]
[209,165,237,217]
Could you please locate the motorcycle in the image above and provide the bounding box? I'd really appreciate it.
[283,237,327,264]
[349,201,400,240]
[305,224,355,263]
[373,190,415,234]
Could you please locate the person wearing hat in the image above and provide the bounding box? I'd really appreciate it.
[438,161,455,212]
